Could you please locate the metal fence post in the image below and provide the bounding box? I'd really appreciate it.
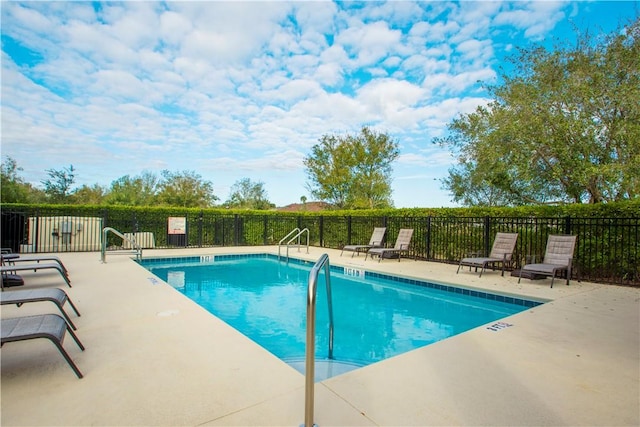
[565,215,572,235]
[234,214,240,246]
[426,216,432,260]
[198,210,204,247]
[34,208,41,253]
[483,216,491,257]
[263,215,269,245]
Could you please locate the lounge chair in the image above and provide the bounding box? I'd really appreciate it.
[1,313,85,378]
[1,253,68,275]
[0,288,81,330]
[341,227,386,257]
[518,235,577,288]
[1,263,71,288]
[457,232,518,277]
[366,229,414,262]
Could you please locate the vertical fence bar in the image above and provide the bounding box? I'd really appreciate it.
[483,216,491,257]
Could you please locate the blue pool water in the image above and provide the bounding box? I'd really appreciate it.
[140,254,540,379]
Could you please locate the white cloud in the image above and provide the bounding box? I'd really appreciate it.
[336,20,402,67]
[493,2,566,40]
[1,0,621,207]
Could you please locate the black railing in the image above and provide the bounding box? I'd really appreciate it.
[0,206,637,286]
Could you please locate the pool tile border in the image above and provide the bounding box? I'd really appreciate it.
[138,253,543,308]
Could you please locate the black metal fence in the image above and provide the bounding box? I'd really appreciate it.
[1,206,638,286]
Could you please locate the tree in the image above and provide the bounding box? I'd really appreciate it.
[304,126,399,209]
[41,165,76,203]
[224,178,273,209]
[437,18,640,206]
[106,172,159,206]
[1,156,33,203]
[156,170,218,207]
[72,184,107,205]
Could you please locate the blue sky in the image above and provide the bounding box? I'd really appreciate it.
[1,1,637,208]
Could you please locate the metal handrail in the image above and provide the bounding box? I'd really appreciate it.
[279,228,309,260]
[287,228,309,260]
[303,253,334,427]
[278,228,300,259]
[100,227,142,263]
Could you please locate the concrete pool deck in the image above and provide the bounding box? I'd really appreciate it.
[1,246,638,426]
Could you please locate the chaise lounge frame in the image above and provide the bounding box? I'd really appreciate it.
[457,232,519,277]
[518,235,577,288]
[1,313,85,378]
[1,263,71,288]
[366,229,414,262]
[0,288,81,330]
[341,227,386,257]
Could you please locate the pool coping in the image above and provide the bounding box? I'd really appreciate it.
[1,246,638,426]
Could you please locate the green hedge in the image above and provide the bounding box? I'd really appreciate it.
[1,200,638,285]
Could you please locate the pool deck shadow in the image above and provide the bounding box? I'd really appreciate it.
[1,246,638,426]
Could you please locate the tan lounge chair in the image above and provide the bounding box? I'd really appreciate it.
[366,229,413,262]
[518,235,577,288]
[457,232,518,277]
[341,227,386,257]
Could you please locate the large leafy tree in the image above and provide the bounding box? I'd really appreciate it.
[41,165,76,203]
[224,178,273,209]
[156,170,218,208]
[106,172,159,206]
[71,184,107,205]
[304,126,399,209]
[437,18,640,206]
[1,157,33,203]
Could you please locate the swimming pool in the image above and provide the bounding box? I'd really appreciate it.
[140,254,541,380]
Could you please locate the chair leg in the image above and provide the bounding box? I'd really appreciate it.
[66,324,85,351]
[49,338,83,379]
[55,305,77,331]
[66,298,81,317]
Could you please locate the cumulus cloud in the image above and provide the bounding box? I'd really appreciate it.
[1,0,612,207]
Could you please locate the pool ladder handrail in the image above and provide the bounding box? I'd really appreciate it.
[303,253,334,427]
[100,227,142,263]
[278,228,309,261]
